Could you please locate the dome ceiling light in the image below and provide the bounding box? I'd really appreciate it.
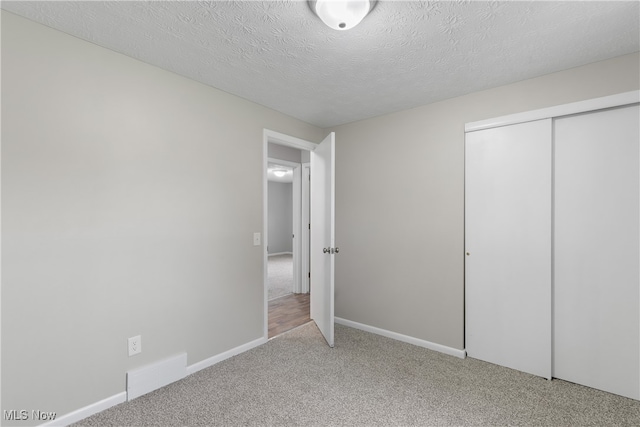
[309,0,377,31]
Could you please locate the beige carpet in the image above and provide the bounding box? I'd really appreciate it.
[75,322,640,426]
[268,254,293,300]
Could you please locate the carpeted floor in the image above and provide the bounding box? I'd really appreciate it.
[268,254,293,300]
[74,322,640,426]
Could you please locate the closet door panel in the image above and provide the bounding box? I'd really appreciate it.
[465,119,552,379]
[554,104,640,399]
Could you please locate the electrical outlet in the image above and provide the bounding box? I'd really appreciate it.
[128,335,141,356]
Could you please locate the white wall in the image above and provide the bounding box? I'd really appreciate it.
[333,52,640,350]
[1,12,323,425]
[268,182,293,254]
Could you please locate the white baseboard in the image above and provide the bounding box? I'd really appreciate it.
[40,392,126,427]
[268,252,293,257]
[36,323,462,426]
[127,353,187,401]
[335,317,467,359]
[40,323,463,425]
[186,336,267,375]
[42,337,267,426]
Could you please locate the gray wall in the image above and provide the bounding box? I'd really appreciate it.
[2,9,640,424]
[268,182,293,254]
[268,143,301,163]
[333,52,640,350]
[1,12,323,425]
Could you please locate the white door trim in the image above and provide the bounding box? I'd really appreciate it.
[292,164,302,293]
[465,90,639,132]
[301,162,311,294]
[265,130,318,151]
[263,130,318,339]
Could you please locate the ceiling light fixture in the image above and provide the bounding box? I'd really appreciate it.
[309,0,377,31]
[273,170,288,178]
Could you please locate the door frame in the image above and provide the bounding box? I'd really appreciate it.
[267,157,302,293]
[263,130,318,339]
[301,162,311,294]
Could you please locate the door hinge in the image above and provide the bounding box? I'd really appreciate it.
[308,223,311,230]
[308,272,311,278]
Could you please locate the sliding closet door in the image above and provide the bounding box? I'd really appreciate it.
[465,119,552,379]
[554,104,640,399]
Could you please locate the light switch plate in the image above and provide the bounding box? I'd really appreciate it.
[253,232,261,246]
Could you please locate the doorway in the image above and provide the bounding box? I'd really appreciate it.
[263,129,336,346]
[267,160,298,301]
[265,145,312,338]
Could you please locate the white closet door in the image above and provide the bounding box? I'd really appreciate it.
[465,119,552,379]
[554,104,640,399]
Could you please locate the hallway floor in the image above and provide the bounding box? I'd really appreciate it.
[268,293,310,338]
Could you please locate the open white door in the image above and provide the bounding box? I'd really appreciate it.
[310,132,336,347]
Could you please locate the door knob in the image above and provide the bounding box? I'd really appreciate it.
[335,247,339,253]
[323,247,330,253]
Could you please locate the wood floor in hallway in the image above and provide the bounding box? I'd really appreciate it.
[268,293,310,338]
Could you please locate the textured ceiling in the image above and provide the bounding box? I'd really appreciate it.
[3,1,639,128]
